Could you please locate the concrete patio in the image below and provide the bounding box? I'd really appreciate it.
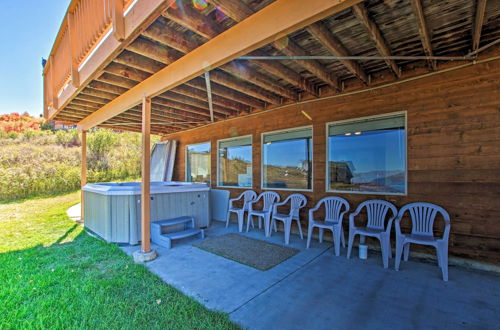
[121,222,500,329]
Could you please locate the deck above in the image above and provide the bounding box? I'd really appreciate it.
[43,0,500,135]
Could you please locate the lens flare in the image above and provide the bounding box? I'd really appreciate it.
[192,0,208,10]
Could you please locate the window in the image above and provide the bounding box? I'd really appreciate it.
[262,127,313,190]
[327,113,406,195]
[186,142,211,184]
[218,136,252,187]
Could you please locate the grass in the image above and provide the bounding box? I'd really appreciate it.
[0,192,238,329]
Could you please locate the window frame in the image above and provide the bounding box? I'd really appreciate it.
[260,125,314,192]
[325,111,408,196]
[185,141,211,185]
[216,135,253,189]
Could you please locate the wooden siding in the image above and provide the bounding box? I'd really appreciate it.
[163,59,500,264]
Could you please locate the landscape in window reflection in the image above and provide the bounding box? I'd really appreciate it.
[219,145,252,187]
[329,129,405,194]
[187,143,210,184]
[263,138,312,190]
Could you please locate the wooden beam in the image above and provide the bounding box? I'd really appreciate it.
[162,3,223,40]
[410,0,435,70]
[250,51,318,96]
[223,61,297,101]
[81,130,87,221]
[163,6,308,98]
[112,0,126,41]
[88,80,128,95]
[186,78,264,109]
[307,22,369,83]
[127,37,178,64]
[172,85,242,112]
[214,0,340,91]
[97,72,137,89]
[141,96,151,253]
[114,50,165,74]
[161,90,232,117]
[274,37,341,90]
[473,0,488,52]
[78,0,362,130]
[352,3,400,77]
[210,70,281,105]
[104,62,151,81]
[143,19,292,103]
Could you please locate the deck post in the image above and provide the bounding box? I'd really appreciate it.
[135,96,157,262]
[81,130,87,221]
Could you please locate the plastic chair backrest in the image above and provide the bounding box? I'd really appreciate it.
[321,196,349,221]
[360,200,398,230]
[242,190,257,211]
[258,191,280,211]
[398,202,450,237]
[287,193,307,218]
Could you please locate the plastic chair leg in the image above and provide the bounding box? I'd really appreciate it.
[404,243,410,261]
[306,225,313,248]
[347,230,355,259]
[225,211,231,228]
[341,226,346,248]
[319,228,324,243]
[296,220,304,239]
[395,239,404,271]
[237,212,244,232]
[334,229,341,256]
[439,243,449,281]
[246,214,252,232]
[284,219,291,245]
[380,237,389,269]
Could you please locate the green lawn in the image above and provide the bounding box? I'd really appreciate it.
[0,192,238,329]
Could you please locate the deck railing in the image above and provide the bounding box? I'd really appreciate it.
[43,0,138,118]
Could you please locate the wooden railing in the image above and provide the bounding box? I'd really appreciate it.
[43,0,143,118]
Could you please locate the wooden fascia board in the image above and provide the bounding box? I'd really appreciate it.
[77,0,362,131]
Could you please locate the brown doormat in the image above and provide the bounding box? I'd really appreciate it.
[193,233,299,271]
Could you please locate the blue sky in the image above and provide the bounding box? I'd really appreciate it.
[329,129,405,173]
[0,1,69,116]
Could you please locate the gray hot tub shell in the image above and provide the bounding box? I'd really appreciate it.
[82,181,210,245]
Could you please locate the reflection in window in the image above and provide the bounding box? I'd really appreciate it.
[218,136,252,187]
[328,113,406,194]
[186,142,211,184]
[262,127,312,190]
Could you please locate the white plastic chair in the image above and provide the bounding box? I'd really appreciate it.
[247,191,280,236]
[347,200,398,268]
[307,196,349,256]
[270,193,307,244]
[394,202,451,281]
[226,190,257,232]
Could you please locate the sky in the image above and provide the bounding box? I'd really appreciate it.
[0,1,69,117]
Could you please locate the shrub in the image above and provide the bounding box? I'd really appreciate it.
[0,127,162,201]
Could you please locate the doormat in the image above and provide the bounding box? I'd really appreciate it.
[193,233,299,271]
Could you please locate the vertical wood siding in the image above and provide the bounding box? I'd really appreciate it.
[163,59,500,263]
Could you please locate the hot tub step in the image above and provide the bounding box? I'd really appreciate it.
[153,228,205,249]
[153,216,193,228]
[163,228,204,240]
[151,216,205,249]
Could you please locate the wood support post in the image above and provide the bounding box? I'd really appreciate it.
[141,96,151,253]
[81,131,87,221]
[113,0,126,41]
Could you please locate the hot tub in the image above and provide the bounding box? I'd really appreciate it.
[82,181,210,245]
